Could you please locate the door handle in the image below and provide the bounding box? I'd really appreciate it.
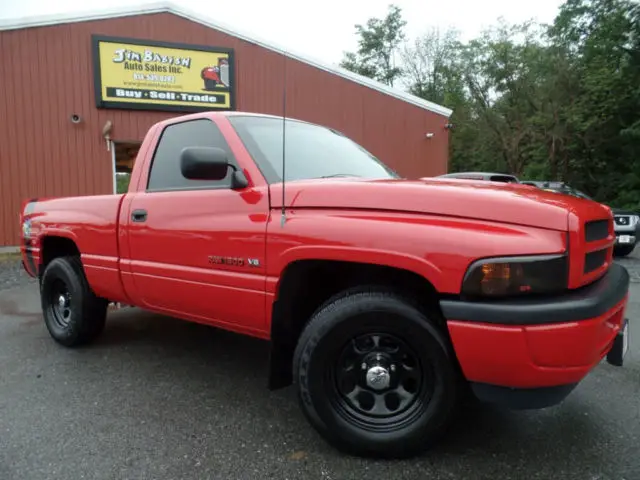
[131,209,148,222]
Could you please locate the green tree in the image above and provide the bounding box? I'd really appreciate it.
[340,4,407,86]
[398,27,479,171]
[343,0,640,210]
[457,21,550,176]
[549,0,640,208]
[116,173,131,194]
[400,27,461,105]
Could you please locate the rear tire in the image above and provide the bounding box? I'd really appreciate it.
[40,256,108,347]
[293,288,458,458]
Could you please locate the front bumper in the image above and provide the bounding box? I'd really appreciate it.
[614,233,637,247]
[21,243,39,278]
[614,223,640,246]
[440,263,630,409]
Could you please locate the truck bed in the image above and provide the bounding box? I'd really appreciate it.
[22,194,127,301]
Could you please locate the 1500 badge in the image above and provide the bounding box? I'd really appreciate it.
[208,256,260,267]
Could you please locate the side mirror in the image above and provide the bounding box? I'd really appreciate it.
[180,146,229,180]
[180,146,248,189]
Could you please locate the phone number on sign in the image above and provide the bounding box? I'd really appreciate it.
[132,73,176,83]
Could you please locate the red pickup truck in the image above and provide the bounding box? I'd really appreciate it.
[20,111,630,458]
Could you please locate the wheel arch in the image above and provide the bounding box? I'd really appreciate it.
[39,235,81,277]
[39,254,109,347]
[271,246,444,294]
[267,256,447,390]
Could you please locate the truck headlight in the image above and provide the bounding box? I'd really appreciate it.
[22,219,32,238]
[461,254,569,298]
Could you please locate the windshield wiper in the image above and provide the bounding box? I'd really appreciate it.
[317,174,362,179]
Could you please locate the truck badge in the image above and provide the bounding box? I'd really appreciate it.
[207,256,261,268]
[208,256,244,266]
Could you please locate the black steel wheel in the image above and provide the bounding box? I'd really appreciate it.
[329,331,433,429]
[47,278,73,329]
[40,256,108,347]
[293,288,459,458]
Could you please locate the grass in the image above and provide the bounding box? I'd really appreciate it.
[0,252,20,263]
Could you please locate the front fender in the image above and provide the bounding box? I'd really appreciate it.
[271,245,442,293]
[265,209,568,296]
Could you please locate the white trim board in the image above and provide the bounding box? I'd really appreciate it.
[0,1,453,118]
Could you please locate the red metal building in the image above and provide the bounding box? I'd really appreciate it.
[0,2,452,247]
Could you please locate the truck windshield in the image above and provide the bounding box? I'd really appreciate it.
[227,115,399,183]
[570,189,593,200]
[550,186,593,200]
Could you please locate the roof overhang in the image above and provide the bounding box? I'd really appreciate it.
[0,1,453,118]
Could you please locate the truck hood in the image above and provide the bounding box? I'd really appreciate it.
[270,177,612,231]
[611,208,638,216]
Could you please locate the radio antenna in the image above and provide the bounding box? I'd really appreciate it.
[280,49,287,227]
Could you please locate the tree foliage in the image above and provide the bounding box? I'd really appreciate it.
[340,0,640,210]
[340,4,407,86]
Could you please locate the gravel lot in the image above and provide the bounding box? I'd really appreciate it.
[0,249,638,480]
[0,255,36,291]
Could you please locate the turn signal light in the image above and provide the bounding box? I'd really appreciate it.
[462,254,569,298]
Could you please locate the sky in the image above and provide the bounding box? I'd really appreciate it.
[1,0,566,66]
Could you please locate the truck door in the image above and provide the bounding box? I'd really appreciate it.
[123,118,270,335]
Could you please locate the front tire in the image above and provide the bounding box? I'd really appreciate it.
[293,288,458,458]
[40,256,108,347]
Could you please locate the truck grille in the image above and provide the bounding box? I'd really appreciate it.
[584,219,609,242]
[584,248,608,274]
[572,216,614,288]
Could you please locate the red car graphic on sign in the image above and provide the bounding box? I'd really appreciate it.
[201,58,229,91]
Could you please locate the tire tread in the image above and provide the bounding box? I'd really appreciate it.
[293,286,459,458]
[41,255,108,347]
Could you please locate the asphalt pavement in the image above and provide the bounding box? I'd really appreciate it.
[1,252,639,480]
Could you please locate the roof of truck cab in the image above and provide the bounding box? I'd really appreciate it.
[0,1,453,118]
[158,110,317,125]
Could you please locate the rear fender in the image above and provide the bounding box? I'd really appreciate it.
[20,195,130,304]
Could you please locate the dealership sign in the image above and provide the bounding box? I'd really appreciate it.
[92,35,235,112]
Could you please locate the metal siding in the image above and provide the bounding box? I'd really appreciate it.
[0,12,448,246]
